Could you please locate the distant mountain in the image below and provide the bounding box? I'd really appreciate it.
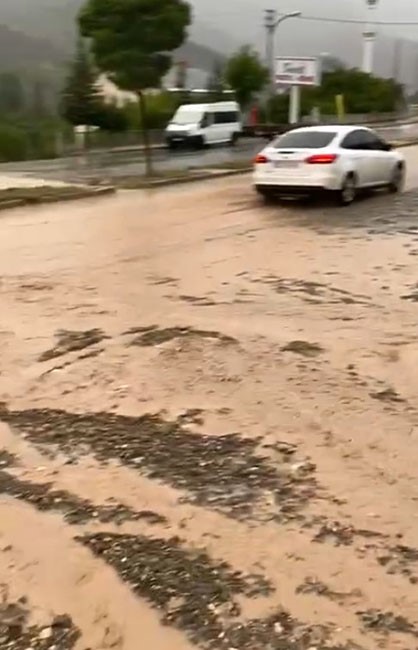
[3,0,416,89]
[176,41,225,71]
[0,0,229,71]
[0,23,64,71]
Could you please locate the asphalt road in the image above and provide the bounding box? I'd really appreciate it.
[1,121,418,183]
[0,139,264,183]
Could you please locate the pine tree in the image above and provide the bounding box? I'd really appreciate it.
[61,36,102,127]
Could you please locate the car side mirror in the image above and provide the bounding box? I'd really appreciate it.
[384,142,393,151]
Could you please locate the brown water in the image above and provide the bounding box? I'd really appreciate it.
[1,170,418,649]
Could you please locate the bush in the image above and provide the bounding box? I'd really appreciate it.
[0,124,28,161]
[262,68,404,123]
[304,69,403,115]
[96,104,129,131]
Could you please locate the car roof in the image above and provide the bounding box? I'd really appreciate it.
[283,125,372,135]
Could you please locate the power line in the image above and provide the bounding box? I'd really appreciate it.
[300,15,418,26]
[208,9,418,26]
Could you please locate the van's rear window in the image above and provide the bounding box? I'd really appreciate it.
[273,131,336,149]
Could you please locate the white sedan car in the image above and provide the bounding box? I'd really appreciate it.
[253,125,405,205]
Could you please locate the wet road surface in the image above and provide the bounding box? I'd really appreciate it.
[1,121,417,184]
[1,167,418,649]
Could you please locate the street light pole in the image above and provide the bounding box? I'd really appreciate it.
[264,9,301,97]
[362,0,379,74]
[264,9,277,98]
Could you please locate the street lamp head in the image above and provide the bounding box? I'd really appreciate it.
[288,10,301,17]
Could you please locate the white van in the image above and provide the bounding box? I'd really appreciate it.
[165,101,242,149]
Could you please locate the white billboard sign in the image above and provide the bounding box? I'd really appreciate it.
[275,57,321,87]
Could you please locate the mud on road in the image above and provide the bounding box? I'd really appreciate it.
[1,178,418,649]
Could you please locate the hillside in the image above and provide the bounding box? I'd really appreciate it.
[176,41,225,71]
[0,0,227,73]
[0,24,64,72]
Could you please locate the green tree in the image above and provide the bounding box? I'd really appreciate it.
[225,46,268,108]
[79,0,191,176]
[31,80,49,118]
[61,36,103,128]
[0,73,25,114]
[207,60,225,101]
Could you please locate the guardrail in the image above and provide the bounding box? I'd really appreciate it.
[63,108,418,155]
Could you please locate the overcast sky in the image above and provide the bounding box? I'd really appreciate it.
[189,0,418,83]
[191,0,418,50]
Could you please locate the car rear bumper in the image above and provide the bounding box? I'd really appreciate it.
[255,183,330,195]
[253,167,341,191]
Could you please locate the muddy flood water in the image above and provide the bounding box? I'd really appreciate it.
[1,172,418,650]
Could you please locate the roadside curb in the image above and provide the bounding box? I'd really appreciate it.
[122,168,252,189]
[0,185,116,212]
[131,139,418,190]
[393,139,418,148]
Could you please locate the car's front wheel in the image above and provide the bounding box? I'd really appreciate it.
[337,174,357,206]
[388,164,405,193]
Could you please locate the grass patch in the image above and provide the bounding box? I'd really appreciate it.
[0,185,114,210]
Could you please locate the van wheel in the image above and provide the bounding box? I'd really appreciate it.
[197,135,207,149]
[337,174,357,206]
[388,164,405,193]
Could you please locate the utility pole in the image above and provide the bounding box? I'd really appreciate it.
[264,9,277,97]
[392,39,402,82]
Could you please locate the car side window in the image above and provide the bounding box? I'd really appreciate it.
[341,130,360,150]
[341,130,371,150]
[366,131,387,150]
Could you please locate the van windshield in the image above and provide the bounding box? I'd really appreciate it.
[172,111,202,125]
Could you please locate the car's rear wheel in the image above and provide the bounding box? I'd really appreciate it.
[337,174,357,206]
[256,187,276,204]
[388,164,405,193]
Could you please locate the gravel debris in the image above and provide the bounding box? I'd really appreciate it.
[0,469,166,526]
[252,275,371,307]
[77,532,270,648]
[225,610,361,650]
[369,387,405,403]
[357,609,418,637]
[0,450,17,468]
[38,328,108,362]
[0,406,318,521]
[128,325,237,347]
[282,341,324,357]
[377,544,418,583]
[78,532,357,650]
[296,577,362,603]
[0,602,79,650]
[313,521,384,547]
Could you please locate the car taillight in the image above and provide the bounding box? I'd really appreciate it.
[305,153,338,164]
[254,153,269,164]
